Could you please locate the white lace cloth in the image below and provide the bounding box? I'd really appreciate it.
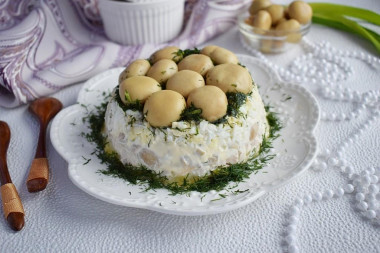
[1,0,380,252]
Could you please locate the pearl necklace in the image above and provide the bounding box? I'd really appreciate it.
[240,35,380,253]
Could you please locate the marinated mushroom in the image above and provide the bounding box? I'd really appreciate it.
[200,45,219,57]
[210,47,239,65]
[143,90,186,127]
[249,0,271,15]
[150,46,181,64]
[147,59,178,84]
[119,76,161,104]
[288,1,312,24]
[206,63,253,94]
[118,59,150,83]
[166,70,205,98]
[266,4,284,26]
[187,86,227,122]
[252,10,272,30]
[177,54,214,76]
[276,19,301,42]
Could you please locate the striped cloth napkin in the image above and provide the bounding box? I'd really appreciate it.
[0,0,249,108]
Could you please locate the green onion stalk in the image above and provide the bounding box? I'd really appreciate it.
[309,3,380,54]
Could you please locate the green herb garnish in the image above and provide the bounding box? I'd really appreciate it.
[310,3,380,54]
[180,104,203,122]
[82,100,281,195]
[175,48,201,59]
[226,92,248,118]
[115,86,143,111]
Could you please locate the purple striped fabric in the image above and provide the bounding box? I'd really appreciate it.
[0,0,249,108]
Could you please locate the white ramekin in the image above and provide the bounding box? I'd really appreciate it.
[98,0,185,45]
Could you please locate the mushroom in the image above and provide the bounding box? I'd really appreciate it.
[150,46,182,64]
[187,86,227,122]
[206,63,253,94]
[147,59,178,84]
[166,70,205,98]
[118,59,150,83]
[209,47,239,65]
[288,1,313,24]
[177,54,214,76]
[119,76,161,104]
[143,90,186,127]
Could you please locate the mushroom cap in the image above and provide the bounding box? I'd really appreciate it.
[166,70,205,98]
[143,90,186,127]
[206,63,253,94]
[119,76,161,104]
[187,86,227,122]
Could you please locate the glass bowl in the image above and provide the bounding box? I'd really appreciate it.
[237,13,311,54]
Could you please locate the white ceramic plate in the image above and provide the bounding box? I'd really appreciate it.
[51,55,319,216]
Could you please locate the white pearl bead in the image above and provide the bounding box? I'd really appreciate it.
[345,166,353,175]
[355,193,365,201]
[368,184,379,194]
[285,234,296,244]
[289,215,299,224]
[334,188,345,197]
[353,179,361,187]
[290,206,300,215]
[303,195,313,204]
[355,185,366,193]
[324,190,334,199]
[323,148,331,156]
[313,192,323,201]
[370,175,378,184]
[368,202,378,210]
[362,176,372,186]
[357,201,368,211]
[344,184,354,193]
[320,162,327,170]
[365,210,376,219]
[361,170,370,177]
[286,224,297,233]
[294,198,304,206]
[328,158,338,166]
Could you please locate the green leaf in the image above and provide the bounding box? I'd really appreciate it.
[312,13,380,54]
[310,3,380,26]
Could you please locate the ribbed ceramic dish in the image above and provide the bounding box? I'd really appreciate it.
[51,55,319,216]
[98,0,185,45]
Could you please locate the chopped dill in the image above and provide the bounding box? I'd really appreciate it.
[82,156,91,165]
[114,85,143,111]
[180,104,202,122]
[226,92,248,118]
[175,48,201,59]
[81,100,282,195]
[233,189,249,195]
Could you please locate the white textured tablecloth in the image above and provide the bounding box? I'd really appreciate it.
[1,0,380,252]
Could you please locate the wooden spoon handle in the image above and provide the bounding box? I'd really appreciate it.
[1,183,25,231]
[27,121,49,192]
[0,121,11,185]
[26,158,49,193]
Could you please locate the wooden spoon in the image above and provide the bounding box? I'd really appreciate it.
[0,121,25,231]
[27,97,62,193]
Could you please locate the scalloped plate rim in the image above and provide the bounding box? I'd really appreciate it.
[50,55,319,216]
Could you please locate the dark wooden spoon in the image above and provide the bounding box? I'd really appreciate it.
[0,121,25,231]
[27,97,62,193]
